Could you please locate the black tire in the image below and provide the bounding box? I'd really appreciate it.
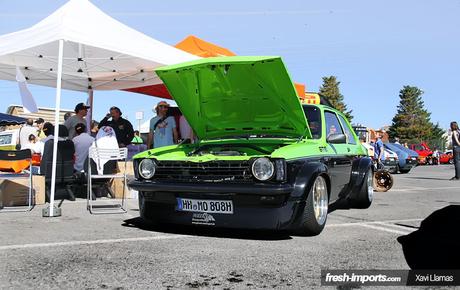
[354,168,374,209]
[399,168,411,174]
[138,192,159,225]
[296,175,329,236]
[449,158,454,165]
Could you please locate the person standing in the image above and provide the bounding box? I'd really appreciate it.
[147,101,178,149]
[179,114,195,143]
[72,123,95,172]
[98,106,134,148]
[18,118,37,149]
[373,132,386,168]
[64,102,90,139]
[35,118,46,139]
[450,121,460,180]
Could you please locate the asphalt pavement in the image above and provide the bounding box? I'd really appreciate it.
[1,165,459,289]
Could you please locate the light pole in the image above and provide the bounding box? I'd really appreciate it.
[135,111,143,132]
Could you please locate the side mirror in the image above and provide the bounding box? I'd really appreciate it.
[327,133,347,144]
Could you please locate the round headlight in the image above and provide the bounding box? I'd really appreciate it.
[139,159,156,179]
[252,158,275,181]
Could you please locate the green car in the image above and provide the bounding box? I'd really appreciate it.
[129,56,373,236]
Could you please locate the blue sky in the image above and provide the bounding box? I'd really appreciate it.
[0,0,459,130]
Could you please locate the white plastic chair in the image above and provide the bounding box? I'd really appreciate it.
[87,147,128,214]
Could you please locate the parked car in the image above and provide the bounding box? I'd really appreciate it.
[439,150,454,164]
[383,148,399,173]
[409,143,433,165]
[129,56,375,236]
[384,143,419,173]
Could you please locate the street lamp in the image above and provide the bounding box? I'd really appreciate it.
[135,111,143,132]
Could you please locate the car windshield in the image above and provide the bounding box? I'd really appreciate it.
[302,105,322,139]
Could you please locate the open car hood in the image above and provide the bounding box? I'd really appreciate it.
[155,56,310,140]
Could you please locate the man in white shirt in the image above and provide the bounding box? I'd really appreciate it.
[72,123,95,172]
[18,118,37,149]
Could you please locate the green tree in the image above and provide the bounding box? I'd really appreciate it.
[388,86,444,147]
[319,76,353,121]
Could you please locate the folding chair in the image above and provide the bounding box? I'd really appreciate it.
[41,139,76,202]
[0,149,33,212]
[87,147,128,214]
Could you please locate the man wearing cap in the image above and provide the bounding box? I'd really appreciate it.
[98,106,134,147]
[35,118,46,139]
[147,101,178,149]
[64,102,89,139]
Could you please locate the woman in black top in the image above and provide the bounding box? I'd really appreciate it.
[450,121,460,180]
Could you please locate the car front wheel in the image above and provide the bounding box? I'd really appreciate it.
[296,175,329,236]
[138,192,159,226]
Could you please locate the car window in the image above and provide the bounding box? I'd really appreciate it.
[338,115,356,144]
[324,111,344,139]
[414,144,424,151]
[302,105,322,139]
[0,134,12,145]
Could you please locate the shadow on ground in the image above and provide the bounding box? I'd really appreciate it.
[397,205,460,269]
[122,217,292,241]
[403,176,455,181]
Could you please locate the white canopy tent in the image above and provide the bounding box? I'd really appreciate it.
[0,0,198,216]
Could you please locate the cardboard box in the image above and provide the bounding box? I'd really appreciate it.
[0,175,45,207]
[110,161,136,199]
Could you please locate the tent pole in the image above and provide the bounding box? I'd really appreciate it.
[86,89,93,133]
[43,39,64,217]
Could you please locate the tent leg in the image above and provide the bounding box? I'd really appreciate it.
[43,39,64,218]
[86,89,93,133]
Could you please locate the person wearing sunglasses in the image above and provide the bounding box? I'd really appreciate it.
[147,101,178,149]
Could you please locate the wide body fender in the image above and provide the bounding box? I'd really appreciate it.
[289,160,329,200]
[345,156,373,202]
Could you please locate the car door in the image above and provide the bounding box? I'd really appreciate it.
[324,111,352,198]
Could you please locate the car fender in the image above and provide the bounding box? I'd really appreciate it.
[289,159,329,200]
[346,156,373,201]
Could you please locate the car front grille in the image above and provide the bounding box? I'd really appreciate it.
[154,160,253,183]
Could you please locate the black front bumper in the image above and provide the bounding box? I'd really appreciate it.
[129,180,302,230]
[129,180,293,195]
[402,158,418,170]
[383,159,398,172]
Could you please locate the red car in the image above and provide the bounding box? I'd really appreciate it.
[439,150,454,164]
[409,143,434,165]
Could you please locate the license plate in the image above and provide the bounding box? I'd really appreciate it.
[176,198,233,214]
